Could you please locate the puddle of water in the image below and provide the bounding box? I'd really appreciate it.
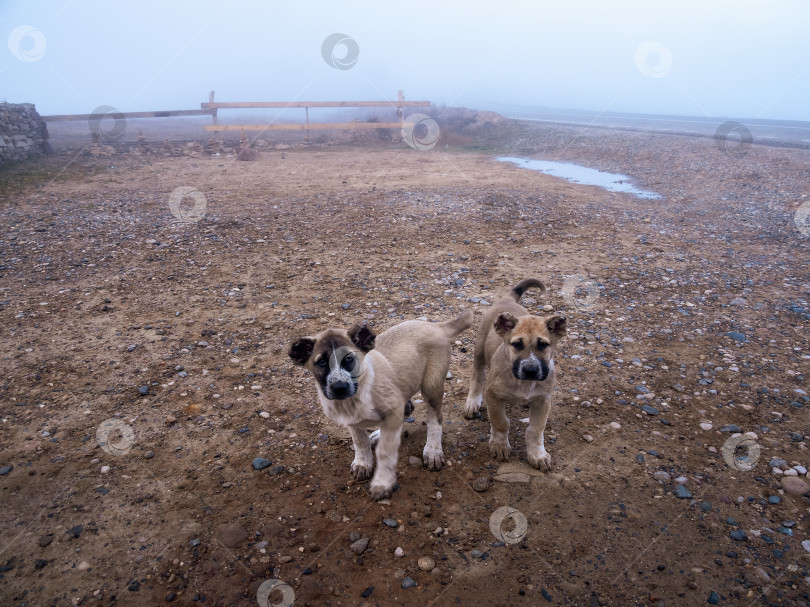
[496,156,661,199]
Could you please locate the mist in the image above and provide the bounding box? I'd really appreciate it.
[2,0,809,122]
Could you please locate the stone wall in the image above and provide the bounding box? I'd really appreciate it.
[0,103,49,162]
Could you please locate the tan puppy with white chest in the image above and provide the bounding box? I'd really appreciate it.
[289,310,472,500]
[463,279,566,470]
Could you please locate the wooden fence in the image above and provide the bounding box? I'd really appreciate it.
[41,91,430,136]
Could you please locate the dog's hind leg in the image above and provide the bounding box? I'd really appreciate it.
[463,343,486,419]
[420,366,446,470]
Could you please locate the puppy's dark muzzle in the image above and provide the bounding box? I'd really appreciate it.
[512,360,550,382]
[326,380,356,400]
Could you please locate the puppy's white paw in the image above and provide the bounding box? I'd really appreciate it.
[423,446,445,470]
[489,439,511,461]
[351,461,374,481]
[463,394,483,420]
[368,481,395,501]
[528,450,552,472]
[368,429,380,449]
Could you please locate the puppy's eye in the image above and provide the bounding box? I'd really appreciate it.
[315,357,328,367]
[344,355,354,364]
[511,341,524,351]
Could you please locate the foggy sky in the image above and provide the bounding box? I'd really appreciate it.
[2,0,808,121]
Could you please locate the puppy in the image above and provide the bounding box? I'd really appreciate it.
[289,310,473,500]
[463,279,566,470]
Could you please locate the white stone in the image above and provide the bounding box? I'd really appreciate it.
[700,423,712,431]
[100,465,110,474]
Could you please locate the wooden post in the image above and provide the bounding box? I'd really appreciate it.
[209,91,217,126]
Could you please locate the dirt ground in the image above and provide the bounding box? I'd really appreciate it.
[1,120,809,607]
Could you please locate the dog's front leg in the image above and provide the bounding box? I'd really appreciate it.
[526,395,552,471]
[486,391,511,461]
[368,417,401,500]
[348,426,374,481]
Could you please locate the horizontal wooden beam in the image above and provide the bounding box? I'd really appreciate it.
[201,100,430,109]
[42,109,215,122]
[205,122,412,132]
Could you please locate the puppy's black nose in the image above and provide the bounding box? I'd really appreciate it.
[330,380,350,398]
[521,363,540,379]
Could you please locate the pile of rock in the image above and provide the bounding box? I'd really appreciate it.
[0,102,49,162]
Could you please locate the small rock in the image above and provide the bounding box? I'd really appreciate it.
[349,531,360,542]
[609,421,621,430]
[401,577,418,589]
[267,465,285,476]
[781,476,810,496]
[100,466,110,475]
[77,560,90,570]
[0,465,12,476]
[394,547,404,557]
[641,405,659,415]
[793,465,807,475]
[493,473,530,483]
[708,590,720,604]
[719,425,741,433]
[726,331,746,342]
[38,535,53,547]
[699,501,712,512]
[729,530,747,541]
[252,457,272,471]
[582,434,594,443]
[383,518,398,528]
[215,523,249,548]
[700,423,713,431]
[408,456,422,468]
[802,540,810,553]
[445,371,453,379]
[350,538,369,554]
[137,386,149,396]
[674,485,692,499]
[418,556,435,571]
[653,471,670,482]
[472,477,489,492]
[768,495,781,504]
[144,451,155,459]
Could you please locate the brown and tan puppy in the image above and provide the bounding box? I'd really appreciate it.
[289,310,473,500]
[463,279,566,470]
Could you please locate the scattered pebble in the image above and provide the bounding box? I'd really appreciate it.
[418,556,435,571]
[472,477,489,492]
[401,577,418,589]
[252,457,272,471]
[350,538,369,554]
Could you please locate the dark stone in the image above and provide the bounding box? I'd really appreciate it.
[252,457,272,471]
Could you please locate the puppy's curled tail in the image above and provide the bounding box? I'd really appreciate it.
[509,278,546,302]
[439,309,474,338]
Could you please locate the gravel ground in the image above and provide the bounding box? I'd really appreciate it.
[0,120,809,606]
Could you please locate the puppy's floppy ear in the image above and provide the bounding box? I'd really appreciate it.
[494,312,518,336]
[289,337,315,365]
[546,315,567,339]
[348,324,376,352]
